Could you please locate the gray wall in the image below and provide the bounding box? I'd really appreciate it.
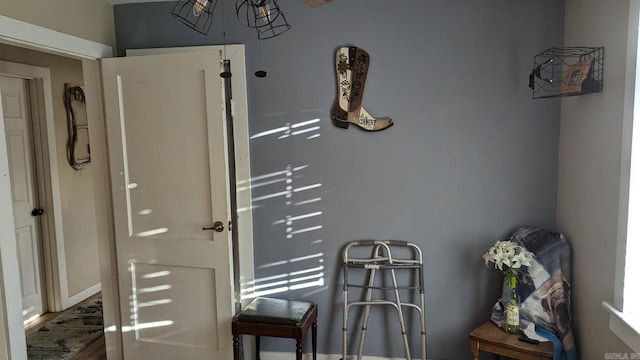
[114,1,564,358]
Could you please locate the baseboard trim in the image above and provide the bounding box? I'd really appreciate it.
[259,351,428,360]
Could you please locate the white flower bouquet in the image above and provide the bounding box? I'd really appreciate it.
[482,240,535,288]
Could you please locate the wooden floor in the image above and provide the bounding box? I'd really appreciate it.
[73,335,107,360]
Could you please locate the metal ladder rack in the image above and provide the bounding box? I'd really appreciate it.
[342,240,426,360]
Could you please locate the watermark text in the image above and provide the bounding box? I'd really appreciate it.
[605,353,640,360]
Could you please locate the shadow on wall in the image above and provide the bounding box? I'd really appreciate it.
[245,112,327,300]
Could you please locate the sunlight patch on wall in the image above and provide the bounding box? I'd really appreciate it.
[246,112,327,299]
[248,157,327,299]
[242,253,325,298]
[250,118,321,140]
[242,271,325,298]
[274,211,323,239]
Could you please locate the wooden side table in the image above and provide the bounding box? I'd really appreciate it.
[469,322,554,360]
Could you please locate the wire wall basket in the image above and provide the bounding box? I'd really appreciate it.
[529,47,604,99]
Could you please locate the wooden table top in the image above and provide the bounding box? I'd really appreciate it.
[470,321,554,357]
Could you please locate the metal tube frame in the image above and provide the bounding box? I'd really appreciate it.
[342,240,426,360]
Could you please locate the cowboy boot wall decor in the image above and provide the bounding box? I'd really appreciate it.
[332,46,393,131]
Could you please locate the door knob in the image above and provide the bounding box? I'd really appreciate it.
[31,208,44,216]
[202,221,225,232]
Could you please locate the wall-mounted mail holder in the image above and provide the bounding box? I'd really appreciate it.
[529,47,604,99]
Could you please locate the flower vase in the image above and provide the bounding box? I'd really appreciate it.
[504,276,521,334]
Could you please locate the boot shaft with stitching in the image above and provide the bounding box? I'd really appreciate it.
[332,46,393,132]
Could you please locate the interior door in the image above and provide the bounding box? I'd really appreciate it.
[101,51,234,359]
[0,75,45,324]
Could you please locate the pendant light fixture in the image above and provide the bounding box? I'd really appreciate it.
[254,37,267,77]
[235,0,291,39]
[172,0,291,39]
[172,0,291,78]
[171,0,219,35]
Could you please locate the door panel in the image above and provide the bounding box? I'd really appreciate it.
[132,263,218,349]
[6,132,28,203]
[16,226,37,297]
[101,51,233,359]
[119,70,214,241]
[0,75,44,323]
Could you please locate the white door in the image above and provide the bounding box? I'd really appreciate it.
[0,76,45,324]
[101,51,234,359]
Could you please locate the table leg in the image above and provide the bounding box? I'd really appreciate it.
[296,339,303,360]
[256,336,260,360]
[312,318,318,360]
[233,335,240,360]
[470,339,479,360]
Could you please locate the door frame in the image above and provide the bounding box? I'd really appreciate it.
[0,14,113,360]
[0,60,76,360]
[0,14,254,360]
[0,60,106,313]
[1,72,54,325]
